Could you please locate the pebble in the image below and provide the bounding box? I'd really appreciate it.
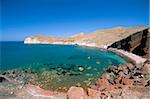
[96,61,100,64]
[78,67,84,71]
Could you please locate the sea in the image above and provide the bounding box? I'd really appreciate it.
[0,41,127,91]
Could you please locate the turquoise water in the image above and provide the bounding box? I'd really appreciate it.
[0,41,127,91]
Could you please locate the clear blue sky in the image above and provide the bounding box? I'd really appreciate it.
[1,0,149,41]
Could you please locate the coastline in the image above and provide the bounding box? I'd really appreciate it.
[1,27,149,99]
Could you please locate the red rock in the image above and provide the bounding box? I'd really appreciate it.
[107,66,117,71]
[89,85,99,90]
[121,78,134,86]
[87,88,100,97]
[96,79,110,87]
[115,77,122,84]
[102,73,111,80]
[105,85,115,92]
[118,71,125,77]
[114,84,123,89]
[67,86,87,99]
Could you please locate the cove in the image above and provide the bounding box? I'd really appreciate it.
[0,41,127,91]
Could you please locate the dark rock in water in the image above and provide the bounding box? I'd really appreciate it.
[68,72,81,76]
[61,71,67,75]
[0,77,5,82]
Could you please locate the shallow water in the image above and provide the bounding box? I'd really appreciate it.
[0,41,127,91]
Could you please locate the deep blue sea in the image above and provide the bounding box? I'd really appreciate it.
[0,41,127,91]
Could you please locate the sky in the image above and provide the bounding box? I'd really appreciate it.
[0,0,149,41]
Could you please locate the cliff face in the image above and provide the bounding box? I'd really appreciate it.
[24,26,149,47]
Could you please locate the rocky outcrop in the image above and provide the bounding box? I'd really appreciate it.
[1,62,150,99]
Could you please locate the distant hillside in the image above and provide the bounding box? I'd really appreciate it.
[24,26,149,47]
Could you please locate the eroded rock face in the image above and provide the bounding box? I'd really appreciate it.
[67,86,87,99]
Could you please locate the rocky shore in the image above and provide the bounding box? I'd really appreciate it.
[0,61,150,99]
[1,26,150,98]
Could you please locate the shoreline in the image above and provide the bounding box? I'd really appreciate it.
[1,62,149,99]
[0,45,150,99]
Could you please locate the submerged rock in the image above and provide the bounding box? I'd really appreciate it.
[78,67,84,71]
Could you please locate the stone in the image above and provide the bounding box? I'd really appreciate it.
[86,66,92,70]
[78,67,84,71]
[141,63,150,74]
[67,86,87,99]
[121,78,134,86]
[87,88,100,97]
[101,73,111,80]
[118,71,126,77]
[96,61,100,64]
[89,85,99,90]
[115,77,122,84]
[114,84,124,89]
[105,85,115,92]
[96,79,110,87]
[106,66,117,72]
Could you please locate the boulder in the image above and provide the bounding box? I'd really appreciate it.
[67,86,87,99]
[118,71,126,77]
[106,66,117,72]
[115,77,122,84]
[121,78,134,86]
[101,73,111,80]
[105,85,115,92]
[96,79,110,87]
